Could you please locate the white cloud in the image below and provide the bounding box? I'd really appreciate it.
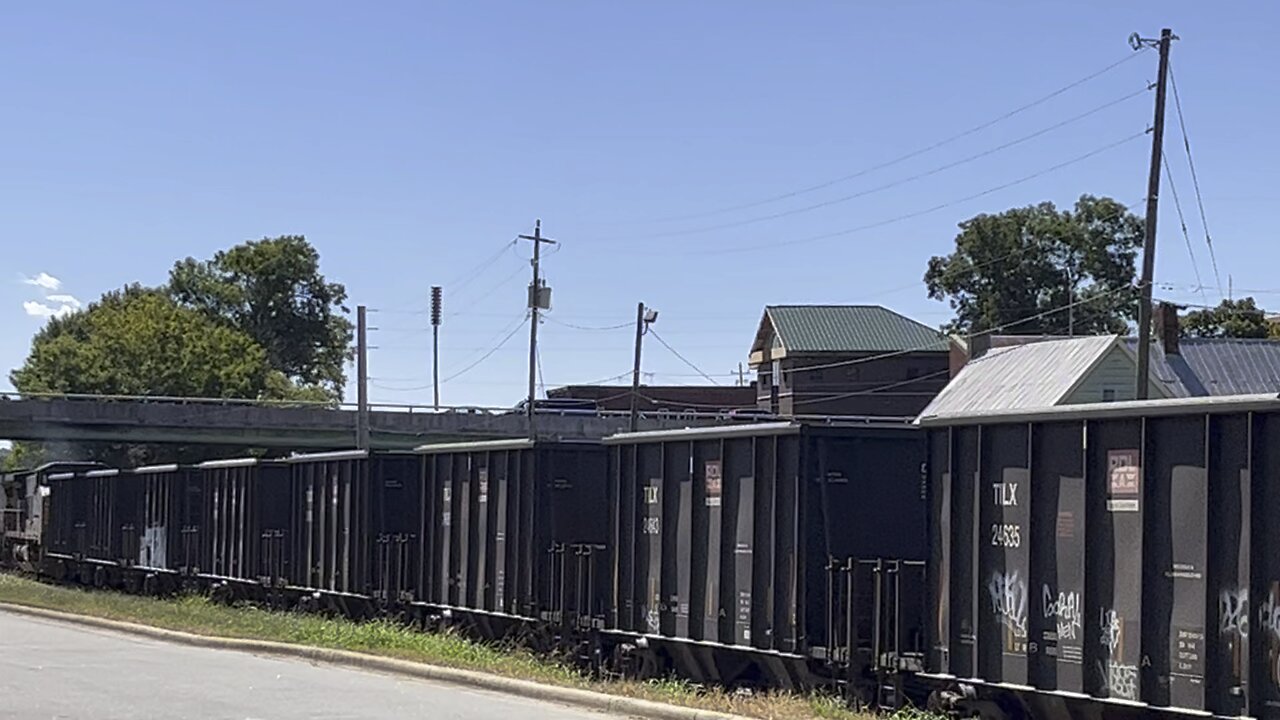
[22,272,62,291]
[45,294,81,308]
[23,301,77,319]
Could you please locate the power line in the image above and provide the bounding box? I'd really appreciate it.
[1168,63,1224,298]
[637,50,1147,224]
[535,345,546,399]
[776,282,1139,380]
[447,262,529,315]
[439,313,529,385]
[637,88,1149,240]
[686,131,1148,256]
[792,367,954,408]
[445,239,520,292]
[648,329,721,385]
[853,196,1145,302]
[544,317,633,331]
[1161,162,1207,306]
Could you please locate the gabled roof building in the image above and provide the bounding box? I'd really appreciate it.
[748,305,953,418]
[920,328,1280,422]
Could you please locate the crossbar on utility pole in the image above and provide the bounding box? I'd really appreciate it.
[519,220,556,439]
[1134,27,1175,400]
[356,304,370,450]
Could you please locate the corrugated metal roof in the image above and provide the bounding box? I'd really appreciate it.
[764,305,949,354]
[918,391,1280,426]
[917,335,1119,420]
[1124,338,1280,397]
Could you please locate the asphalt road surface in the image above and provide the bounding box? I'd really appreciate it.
[0,610,624,720]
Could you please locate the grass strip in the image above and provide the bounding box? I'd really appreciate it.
[0,573,938,720]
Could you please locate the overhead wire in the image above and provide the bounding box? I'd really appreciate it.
[1161,162,1208,306]
[544,317,633,331]
[638,50,1147,224]
[1168,63,1224,298]
[774,281,1140,380]
[438,313,529,385]
[686,131,1149,256]
[648,329,722,386]
[636,87,1150,240]
[792,367,955,408]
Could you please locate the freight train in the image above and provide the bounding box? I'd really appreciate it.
[6,393,1279,720]
[0,420,929,708]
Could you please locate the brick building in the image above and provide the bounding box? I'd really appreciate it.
[748,305,952,417]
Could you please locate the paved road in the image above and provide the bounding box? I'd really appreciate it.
[0,611,622,720]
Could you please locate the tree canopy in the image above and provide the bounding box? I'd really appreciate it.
[168,235,352,400]
[11,286,271,398]
[924,195,1143,336]
[1181,297,1280,339]
[10,236,350,464]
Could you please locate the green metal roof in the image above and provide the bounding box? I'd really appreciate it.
[762,305,949,354]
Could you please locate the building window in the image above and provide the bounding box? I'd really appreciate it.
[1102,388,1116,402]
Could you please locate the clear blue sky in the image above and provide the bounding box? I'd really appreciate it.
[3,2,1275,408]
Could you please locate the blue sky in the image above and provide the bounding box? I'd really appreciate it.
[3,2,1275,408]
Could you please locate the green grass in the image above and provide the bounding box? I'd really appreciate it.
[0,573,941,720]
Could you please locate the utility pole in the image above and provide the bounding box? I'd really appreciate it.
[356,304,370,450]
[430,286,442,411]
[629,303,658,432]
[519,220,556,439]
[1133,27,1174,400]
[737,362,746,387]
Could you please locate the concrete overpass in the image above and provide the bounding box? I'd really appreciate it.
[0,394,727,450]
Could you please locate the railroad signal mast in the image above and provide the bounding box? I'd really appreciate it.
[1133,28,1176,400]
[430,286,442,411]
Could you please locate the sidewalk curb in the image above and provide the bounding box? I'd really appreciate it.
[0,603,747,720]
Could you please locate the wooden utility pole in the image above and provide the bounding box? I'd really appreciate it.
[629,302,646,432]
[356,304,370,450]
[519,220,556,438]
[1134,27,1174,400]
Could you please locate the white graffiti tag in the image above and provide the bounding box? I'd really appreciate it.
[1260,591,1280,641]
[1042,586,1082,641]
[1100,608,1122,657]
[1098,661,1138,700]
[987,570,1028,639]
[1220,588,1249,638]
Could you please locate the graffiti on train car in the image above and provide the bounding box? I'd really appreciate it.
[1260,584,1280,686]
[1042,585,1082,642]
[1219,587,1249,638]
[1097,607,1138,700]
[987,569,1028,639]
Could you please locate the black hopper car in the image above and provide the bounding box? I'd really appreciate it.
[0,420,932,705]
[11,395,1280,719]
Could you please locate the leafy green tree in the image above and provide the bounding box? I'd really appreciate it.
[925,195,1143,336]
[168,236,352,400]
[9,287,279,465]
[1181,297,1278,339]
[11,286,271,398]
